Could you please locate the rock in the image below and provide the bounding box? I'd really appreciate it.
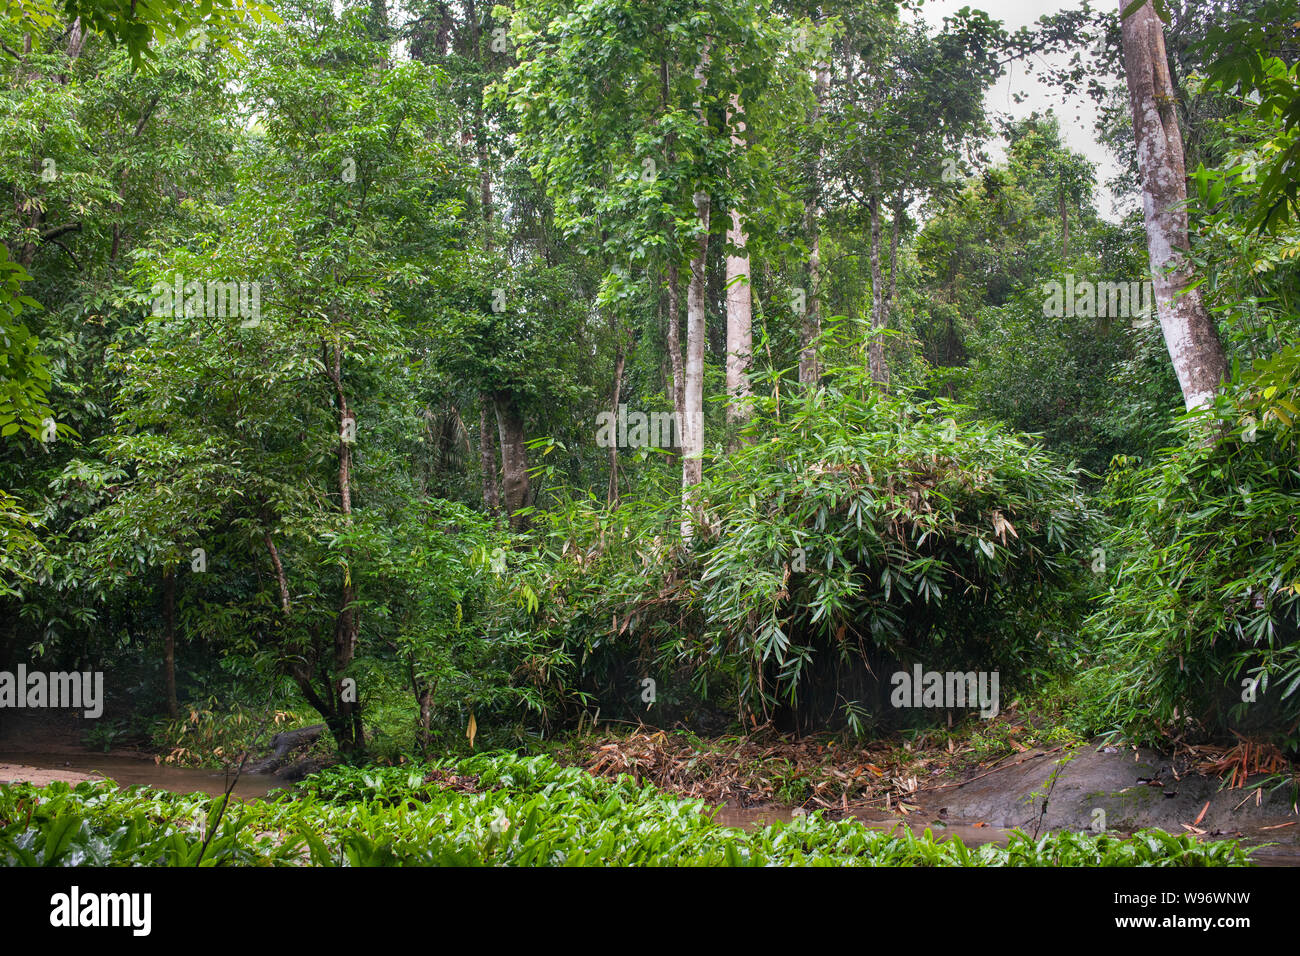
[245,723,326,774]
[269,724,325,758]
[914,740,1300,846]
[274,755,328,782]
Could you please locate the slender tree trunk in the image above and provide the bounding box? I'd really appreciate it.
[265,527,337,730]
[666,263,685,421]
[707,223,726,361]
[264,531,291,614]
[661,56,686,431]
[608,332,625,506]
[682,44,712,538]
[883,196,904,348]
[162,567,178,720]
[471,0,514,520]
[479,395,501,513]
[683,189,710,493]
[799,59,830,387]
[494,390,531,530]
[1058,173,1070,259]
[886,198,902,319]
[330,342,362,754]
[725,95,753,438]
[1120,0,1227,412]
[867,169,889,386]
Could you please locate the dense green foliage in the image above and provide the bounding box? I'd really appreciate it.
[1087,399,1300,748]
[468,371,1094,732]
[2,0,1300,786]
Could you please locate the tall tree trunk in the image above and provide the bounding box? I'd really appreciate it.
[683,190,710,493]
[666,263,685,421]
[479,394,501,514]
[1120,0,1227,412]
[799,58,830,387]
[607,324,625,506]
[725,95,753,437]
[330,342,362,754]
[661,56,686,429]
[494,390,531,530]
[867,170,889,386]
[886,198,902,318]
[162,567,178,720]
[682,45,712,538]
[264,530,291,615]
[1058,172,1070,259]
[470,0,511,518]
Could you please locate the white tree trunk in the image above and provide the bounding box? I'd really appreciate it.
[725,94,753,433]
[867,167,888,385]
[799,59,830,387]
[682,45,711,540]
[683,188,710,493]
[1120,0,1227,412]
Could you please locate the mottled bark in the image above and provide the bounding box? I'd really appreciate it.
[666,263,685,421]
[264,531,291,614]
[494,390,531,530]
[725,95,753,436]
[1120,0,1227,412]
[866,170,889,386]
[479,394,500,514]
[681,45,712,538]
[683,189,710,493]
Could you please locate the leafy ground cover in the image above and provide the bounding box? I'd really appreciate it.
[0,752,1254,867]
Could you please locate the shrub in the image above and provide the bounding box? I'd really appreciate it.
[1085,386,1300,751]
[496,365,1096,732]
[684,370,1095,727]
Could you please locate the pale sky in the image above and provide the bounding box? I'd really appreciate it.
[921,0,1127,220]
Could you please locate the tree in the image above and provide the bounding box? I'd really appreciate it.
[724,94,754,434]
[1119,0,1228,412]
[507,0,786,524]
[83,0,459,752]
[824,9,1003,385]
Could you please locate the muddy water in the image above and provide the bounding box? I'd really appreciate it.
[0,752,289,800]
